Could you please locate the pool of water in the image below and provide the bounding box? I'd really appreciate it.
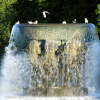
[1,95,100,100]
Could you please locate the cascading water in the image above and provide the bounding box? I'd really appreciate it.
[84,40,100,94]
[0,23,100,100]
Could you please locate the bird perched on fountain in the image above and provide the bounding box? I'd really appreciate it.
[62,21,66,24]
[72,19,77,23]
[42,11,50,18]
[28,20,38,24]
[84,18,88,24]
[15,21,20,24]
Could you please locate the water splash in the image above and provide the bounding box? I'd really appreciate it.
[0,45,31,95]
[84,40,100,93]
[0,39,100,96]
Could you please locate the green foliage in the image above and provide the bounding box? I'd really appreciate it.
[0,0,17,47]
[96,4,100,38]
[12,0,38,22]
[10,0,100,25]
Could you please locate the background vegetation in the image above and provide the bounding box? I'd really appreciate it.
[0,0,100,62]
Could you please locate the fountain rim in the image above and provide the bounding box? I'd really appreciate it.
[14,23,94,26]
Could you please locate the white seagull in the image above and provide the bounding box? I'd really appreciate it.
[15,21,20,24]
[28,20,38,24]
[72,19,77,23]
[84,18,88,24]
[42,11,50,18]
[62,21,66,24]
[28,21,33,24]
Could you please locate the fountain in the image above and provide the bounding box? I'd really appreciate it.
[1,22,100,99]
[7,23,99,97]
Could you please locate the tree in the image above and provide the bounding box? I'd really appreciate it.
[0,0,17,47]
[96,4,100,38]
[12,0,38,23]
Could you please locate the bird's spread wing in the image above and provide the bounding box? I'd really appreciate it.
[42,11,50,18]
[43,11,50,14]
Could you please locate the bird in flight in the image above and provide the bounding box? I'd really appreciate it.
[42,11,50,18]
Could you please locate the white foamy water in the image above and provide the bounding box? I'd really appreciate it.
[0,96,100,100]
[0,46,32,95]
[0,40,100,100]
[84,40,100,93]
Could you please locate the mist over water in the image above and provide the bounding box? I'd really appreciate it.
[0,40,100,100]
[0,46,31,95]
[84,40,100,93]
